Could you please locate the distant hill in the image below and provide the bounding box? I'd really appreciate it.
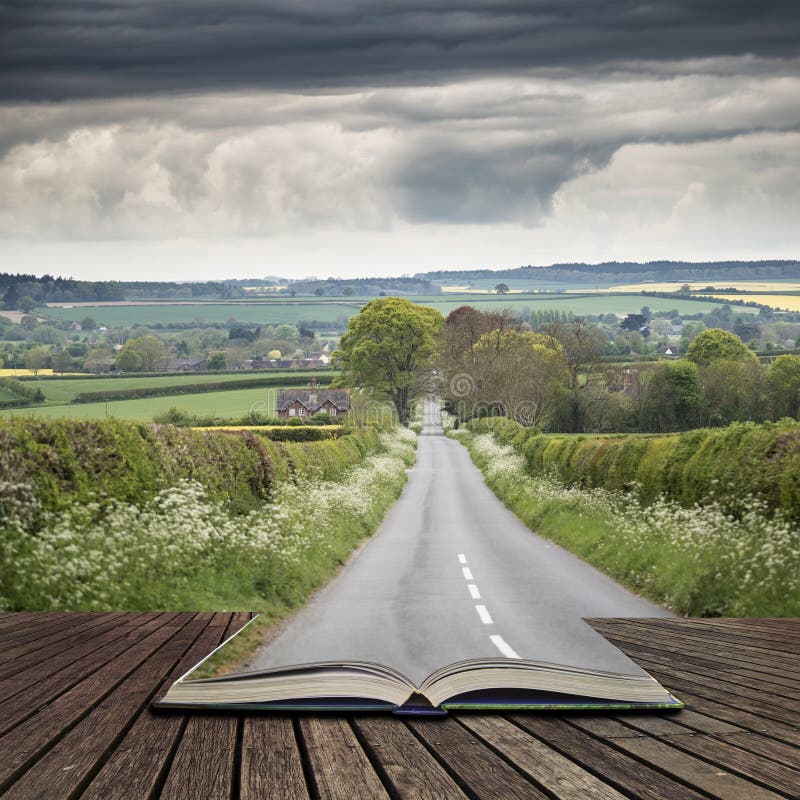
[418,260,800,284]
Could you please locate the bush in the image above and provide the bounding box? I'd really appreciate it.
[468,416,800,521]
[0,377,45,406]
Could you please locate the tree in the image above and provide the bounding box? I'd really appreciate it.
[620,314,646,332]
[314,288,325,296]
[639,361,701,432]
[17,296,37,313]
[24,347,49,376]
[267,349,282,360]
[206,351,228,370]
[767,355,800,420]
[470,330,568,427]
[686,328,753,366]
[80,316,98,331]
[494,283,510,294]
[115,335,167,372]
[699,358,767,426]
[334,297,443,423]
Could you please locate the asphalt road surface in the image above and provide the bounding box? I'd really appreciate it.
[250,399,672,684]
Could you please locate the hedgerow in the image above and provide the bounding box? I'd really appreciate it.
[0,428,417,611]
[0,377,45,408]
[458,430,799,616]
[468,417,800,521]
[0,418,382,520]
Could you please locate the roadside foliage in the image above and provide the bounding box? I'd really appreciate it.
[0,418,415,612]
[459,427,799,617]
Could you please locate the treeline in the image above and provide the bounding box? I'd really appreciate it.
[289,277,436,296]
[1,273,247,306]
[0,418,379,518]
[439,307,800,433]
[422,260,800,284]
[469,416,800,522]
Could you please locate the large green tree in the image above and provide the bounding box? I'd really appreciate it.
[334,297,443,423]
[686,328,753,366]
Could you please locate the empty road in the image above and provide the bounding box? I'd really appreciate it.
[251,400,671,684]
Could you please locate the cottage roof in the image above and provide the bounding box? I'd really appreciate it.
[276,388,350,412]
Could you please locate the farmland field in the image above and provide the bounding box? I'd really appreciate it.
[26,370,331,403]
[705,294,800,311]
[604,281,800,293]
[0,385,279,421]
[43,293,724,327]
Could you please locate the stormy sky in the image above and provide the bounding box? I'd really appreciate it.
[1,1,799,280]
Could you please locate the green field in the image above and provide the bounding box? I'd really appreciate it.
[26,370,327,403]
[43,293,724,327]
[1,386,278,421]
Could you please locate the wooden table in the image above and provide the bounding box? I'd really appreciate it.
[0,613,797,799]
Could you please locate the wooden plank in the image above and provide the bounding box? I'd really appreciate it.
[629,662,800,728]
[720,731,800,771]
[657,732,800,796]
[566,718,786,800]
[459,715,629,800]
[509,715,707,800]
[80,615,233,800]
[408,717,549,800]
[0,613,191,795]
[353,716,470,800]
[666,688,800,747]
[0,613,149,697]
[159,715,238,800]
[299,717,390,800]
[620,618,800,654]
[240,717,310,800]
[589,634,800,694]
[0,613,176,738]
[602,642,800,705]
[592,624,800,684]
[0,613,209,800]
[0,613,129,670]
[592,621,800,677]
[0,613,100,652]
[0,612,76,633]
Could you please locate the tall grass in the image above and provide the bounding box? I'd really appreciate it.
[0,429,417,613]
[458,431,800,617]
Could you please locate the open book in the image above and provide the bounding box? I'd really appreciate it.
[155,618,683,715]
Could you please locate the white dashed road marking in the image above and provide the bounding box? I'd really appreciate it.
[475,605,493,625]
[468,583,481,600]
[490,635,521,659]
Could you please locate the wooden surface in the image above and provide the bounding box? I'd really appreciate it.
[0,614,797,799]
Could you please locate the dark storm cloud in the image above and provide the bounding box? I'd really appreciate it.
[1,0,799,100]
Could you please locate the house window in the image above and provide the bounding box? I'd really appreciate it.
[289,408,296,417]
[330,408,337,416]
[299,407,306,416]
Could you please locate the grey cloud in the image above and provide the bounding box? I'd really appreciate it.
[1,1,799,101]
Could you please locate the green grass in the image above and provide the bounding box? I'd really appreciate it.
[43,301,361,326]
[28,371,324,403]
[42,293,724,327]
[1,386,279,420]
[0,388,19,401]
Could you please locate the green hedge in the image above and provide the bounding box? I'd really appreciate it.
[0,419,381,518]
[71,374,330,403]
[0,378,44,407]
[259,426,345,442]
[468,416,800,520]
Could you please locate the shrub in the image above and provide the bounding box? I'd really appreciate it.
[467,416,800,521]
